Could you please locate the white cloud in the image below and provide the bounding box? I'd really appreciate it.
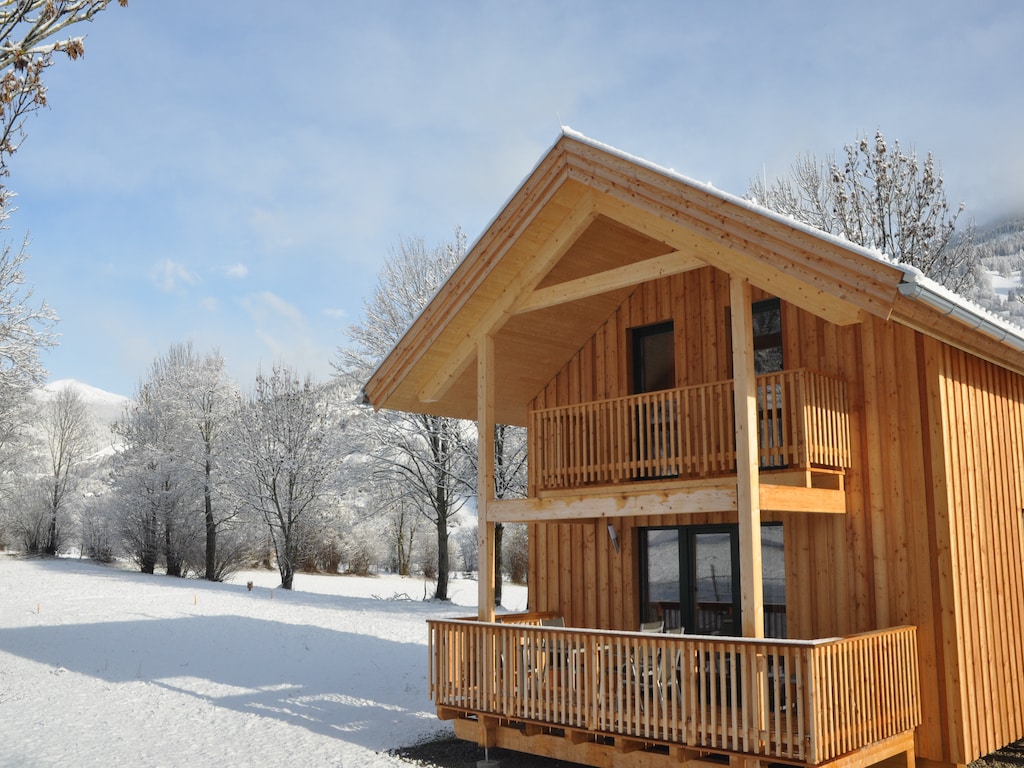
[150,259,198,293]
[240,291,305,326]
[225,263,248,279]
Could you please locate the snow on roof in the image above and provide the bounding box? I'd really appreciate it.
[364,129,1024,402]
[560,127,1024,354]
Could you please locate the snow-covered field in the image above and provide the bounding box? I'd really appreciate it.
[0,554,525,767]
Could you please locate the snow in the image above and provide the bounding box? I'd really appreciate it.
[39,379,130,428]
[0,555,525,767]
[988,269,1022,302]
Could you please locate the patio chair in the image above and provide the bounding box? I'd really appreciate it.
[658,626,685,702]
[630,620,665,705]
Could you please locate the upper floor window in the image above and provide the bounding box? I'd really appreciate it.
[752,298,783,374]
[632,321,675,393]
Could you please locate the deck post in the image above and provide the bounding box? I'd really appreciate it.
[477,333,497,622]
[730,276,766,768]
[729,275,765,638]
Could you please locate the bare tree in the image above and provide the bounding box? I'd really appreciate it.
[40,384,94,554]
[749,130,980,296]
[461,423,528,603]
[231,366,338,590]
[338,230,473,601]
[491,424,527,605]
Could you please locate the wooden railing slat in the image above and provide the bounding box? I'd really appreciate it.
[529,369,851,492]
[427,620,920,765]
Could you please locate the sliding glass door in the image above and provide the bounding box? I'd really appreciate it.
[639,523,786,637]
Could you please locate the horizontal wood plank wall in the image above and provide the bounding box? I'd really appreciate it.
[938,341,1024,764]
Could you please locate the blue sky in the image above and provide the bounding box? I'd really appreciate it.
[8,1,1023,397]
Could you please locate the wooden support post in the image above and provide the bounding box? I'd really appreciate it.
[729,275,765,639]
[478,334,497,623]
[730,276,765,768]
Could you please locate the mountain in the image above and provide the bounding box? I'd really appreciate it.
[34,379,131,462]
[972,214,1024,322]
[39,379,129,427]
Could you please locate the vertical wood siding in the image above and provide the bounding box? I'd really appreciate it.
[524,265,1024,767]
[936,342,1024,763]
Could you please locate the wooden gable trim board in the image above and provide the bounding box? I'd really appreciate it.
[561,139,903,318]
[569,154,897,325]
[364,150,581,411]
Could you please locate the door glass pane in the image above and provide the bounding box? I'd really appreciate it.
[642,529,681,628]
[693,532,735,635]
[762,524,786,638]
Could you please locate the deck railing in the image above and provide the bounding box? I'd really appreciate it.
[428,619,919,765]
[528,368,851,492]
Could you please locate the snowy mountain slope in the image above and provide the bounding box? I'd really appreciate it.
[976,214,1024,311]
[39,378,130,429]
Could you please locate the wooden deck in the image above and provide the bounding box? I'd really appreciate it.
[429,618,920,766]
[528,368,851,492]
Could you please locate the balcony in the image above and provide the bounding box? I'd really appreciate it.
[428,619,920,767]
[529,368,851,493]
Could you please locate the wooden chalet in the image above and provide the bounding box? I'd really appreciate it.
[361,130,1024,768]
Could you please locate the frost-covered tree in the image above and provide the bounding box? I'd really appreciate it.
[0,2,123,533]
[749,130,980,296]
[0,0,126,195]
[39,383,93,554]
[111,343,259,579]
[112,385,199,575]
[338,230,473,601]
[144,343,241,580]
[0,232,56,476]
[231,366,338,590]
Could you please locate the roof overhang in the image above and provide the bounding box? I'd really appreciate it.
[362,130,1024,423]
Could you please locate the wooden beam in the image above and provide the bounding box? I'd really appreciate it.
[489,485,740,523]
[477,334,496,622]
[511,250,704,314]
[417,191,600,404]
[588,193,869,327]
[761,485,847,514]
[488,481,847,522]
[730,275,765,640]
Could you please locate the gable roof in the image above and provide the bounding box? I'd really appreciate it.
[363,129,1024,425]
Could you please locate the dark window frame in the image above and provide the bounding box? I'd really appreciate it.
[638,522,786,637]
[631,320,676,394]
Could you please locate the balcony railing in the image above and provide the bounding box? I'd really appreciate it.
[529,368,851,492]
[428,620,920,765]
